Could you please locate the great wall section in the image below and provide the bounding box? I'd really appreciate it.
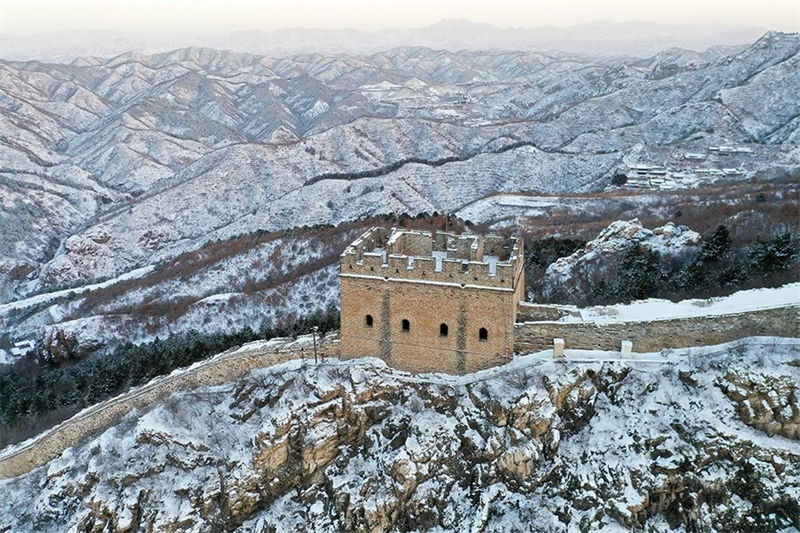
[514,303,799,353]
[0,302,798,480]
[0,335,340,480]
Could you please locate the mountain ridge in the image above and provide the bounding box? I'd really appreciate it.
[0,33,797,354]
[1,19,772,63]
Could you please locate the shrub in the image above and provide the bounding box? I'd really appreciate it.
[611,174,628,186]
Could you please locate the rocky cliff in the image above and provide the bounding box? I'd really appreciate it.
[1,339,798,532]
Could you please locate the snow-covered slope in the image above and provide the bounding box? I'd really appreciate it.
[1,33,798,302]
[1,339,798,531]
[572,282,800,323]
[0,224,362,362]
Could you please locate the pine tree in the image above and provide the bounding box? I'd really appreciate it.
[698,225,732,263]
[613,244,664,302]
[748,233,799,276]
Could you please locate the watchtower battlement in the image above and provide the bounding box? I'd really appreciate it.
[339,227,525,374]
[340,227,523,292]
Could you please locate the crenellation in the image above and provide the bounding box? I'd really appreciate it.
[391,230,434,257]
[361,253,385,272]
[386,255,408,272]
[495,263,515,280]
[463,261,491,280]
[341,227,523,289]
[413,256,436,274]
[343,227,391,264]
[442,258,467,276]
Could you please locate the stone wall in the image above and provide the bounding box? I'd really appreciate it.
[391,230,435,257]
[339,227,525,375]
[517,303,569,322]
[0,337,339,480]
[340,275,514,374]
[514,305,800,353]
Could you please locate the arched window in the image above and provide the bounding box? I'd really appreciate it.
[440,323,449,337]
[402,319,410,333]
[365,314,373,327]
[479,327,488,341]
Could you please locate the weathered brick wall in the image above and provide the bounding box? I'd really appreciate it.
[338,228,524,375]
[0,340,339,480]
[340,276,514,374]
[514,305,800,353]
[393,231,434,257]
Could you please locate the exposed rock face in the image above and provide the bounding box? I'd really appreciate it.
[718,370,800,439]
[1,342,799,532]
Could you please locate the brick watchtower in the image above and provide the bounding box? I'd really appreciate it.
[339,227,524,374]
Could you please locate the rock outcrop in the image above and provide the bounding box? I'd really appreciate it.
[541,219,701,303]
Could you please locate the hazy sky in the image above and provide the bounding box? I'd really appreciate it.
[1,0,798,35]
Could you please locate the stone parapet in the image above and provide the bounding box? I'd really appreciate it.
[339,227,524,291]
[513,305,800,353]
[516,303,570,322]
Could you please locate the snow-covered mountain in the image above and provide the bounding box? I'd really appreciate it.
[1,339,798,531]
[1,32,798,353]
[0,20,768,63]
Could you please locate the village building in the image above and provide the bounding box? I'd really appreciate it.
[683,152,706,160]
[339,227,524,373]
[9,340,33,357]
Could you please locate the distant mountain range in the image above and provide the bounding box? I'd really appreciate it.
[1,19,769,62]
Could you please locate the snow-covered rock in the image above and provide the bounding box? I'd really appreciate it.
[1,339,798,531]
[542,218,701,301]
